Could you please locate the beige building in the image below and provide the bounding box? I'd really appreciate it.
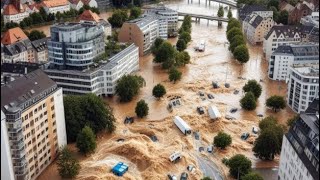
[118,16,159,56]
[1,69,67,180]
[242,13,274,45]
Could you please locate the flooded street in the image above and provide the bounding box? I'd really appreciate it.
[38,1,296,180]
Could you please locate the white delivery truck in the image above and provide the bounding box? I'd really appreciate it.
[174,116,192,135]
[208,105,221,120]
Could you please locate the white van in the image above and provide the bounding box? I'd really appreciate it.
[169,151,181,163]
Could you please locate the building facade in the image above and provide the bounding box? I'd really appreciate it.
[1,69,67,180]
[289,2,314,24]
[242,13,274,44]
[287,65,319,113]
[144,5,178,38]
[118,16,159,56]
[278,99,319,180]
[239,4,273,22]
[268,43,319,81]
[41,0,70,14]
[31,38,48,63]
[45,43,139,95]
[48,22,105,69]
[2,0,36,24]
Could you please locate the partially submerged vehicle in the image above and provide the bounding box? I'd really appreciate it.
[174,116,192,135]
[208,105,221,120]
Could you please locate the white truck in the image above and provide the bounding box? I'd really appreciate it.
[173,116,192,135]
[169,151,181,163]
[208,105,221,120]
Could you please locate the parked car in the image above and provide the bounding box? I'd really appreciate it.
[112,162,129,176]
[199,147,204,152]
[207,145,214,153]
[124,116,134,124]
[212,81,219,89]
[207,93,214,99]
[241,133,250,140]
[197,106,205,115]
[187,165,194,172]
[180,172,188,180]
[230,108,238,113]
[233,90,239,95]
[225,83,230,88]
[225,115,236,120]
[168,174,177,180]
[199,91,205,96]
[252,126,259,134]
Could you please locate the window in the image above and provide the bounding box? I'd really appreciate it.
[52,114,55,118]
[42,103,46,108]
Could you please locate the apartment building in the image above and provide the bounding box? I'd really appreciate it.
[41,0,70,14]
[45,43,139,95]
[242,13,274,44]
[263,25,319,59]
[239,4,273,22]
[78,9,112,41]
[287,65,319,113]
[1,69,67,180]
[48,22,105,69]
[2,0,34,23]
[278,99,319,180]
[118,16,159,56]
[1,27,34,63]
[300,12,319,28]
[31,38,48,63]
[144,5,178,37]
[268,43,319,81]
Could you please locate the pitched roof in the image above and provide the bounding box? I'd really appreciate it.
[239,5,270,21]
[3,4,19,15]
[69,0,81,4]
[265,25,302,39]
[42,0,69,8]
[1,69,57,112]
[1,27,28,45]
[78,9,101,23]
[245,14,264,28]
[31,37,48,52]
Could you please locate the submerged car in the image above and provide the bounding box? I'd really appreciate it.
[180,172,188,180]
[212,82,219,89]
[207,93,214,99]
[241,133,250,140]
[230,108,238,113]
[197,106,205,115]
[168,174,177,180]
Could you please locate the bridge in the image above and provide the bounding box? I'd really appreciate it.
[178,12,229,23]
[188,0,237,8]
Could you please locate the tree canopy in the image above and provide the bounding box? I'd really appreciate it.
[227,154,252,179]
[229,35,245,53]
[169,67,182,83]
[240,92,257,110]
[227,27,242,42]
[217,6,224,17]
[108,9,128,28]
[176,39,187,51]
[227,8,233,19]
[214,132,232,149]
[242,172,264,180]
[151,38,164,56]
[152,84,166,99]
[266,95,286,112]
[243,80,262,99]
[27,30,46,41]
[179,31,191,44]
[227,18,241,32]
[233,45,249,64]
[115,75,145,102]
[76,126,97,154]
[135,100,149,118]
[57,146,81,178]
[64,94,116,142]
[130,7,142,20]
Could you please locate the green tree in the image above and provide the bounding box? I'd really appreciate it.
[130,7,142,19]
[27,30,46,41]
[108,9,128,28]
[267,0,279,9]
[115,75,145,102]
[242,172,264,180]
[233,45,249,64]
[176,39,187,51]
[259,116,277,130]
[278,10,288,25]
[214,132,232,149]
[152,84,166,99]
[287,115,299,128]
[243,80,262,99]
[154,41,176,69]
[151,38,164,55]
[227,8,233,19]
[169,67,182,83]
[240,92,257,110]
[253,128,282,160]
[175,51,191,67]
[30,12,44,24]
[217,6,224,17]
[39,7,48,21]
[201,177,212,180]
[135,100,149,118]
[227,18,241,32]
[229,35,245,53]
[179,15,192,34]
[270,6,279,23]
[227,27,242,42]
[266,95,286,112]
[57,146,81,178]
[227,154,252,179]
[181,51,191,65]
[76,126,97,154]
[179,31,191,43]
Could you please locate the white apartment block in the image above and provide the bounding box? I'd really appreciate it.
[45,43,139,95]
[287,65,319,113]
[42,0,70,14]
[268,43,319,81]
[1,69,67,180]
[278,100,319,180]
[242,13,274,44]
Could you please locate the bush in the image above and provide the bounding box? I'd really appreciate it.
[76,126,97,154]
[115,75,145,102]
[152,84,166,99]
[240,92,257,110]
[57,147,81,178]
[214,132,232,149]
[135,100,149,118]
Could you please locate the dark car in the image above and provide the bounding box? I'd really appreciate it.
[168,174,177,180]
[233,90,239,95]
[241,133,250,140]
[197,107,205,115]
[230,108,238,113]
[212,81,219,89]
[124,117,134,124]
[180,172,188,180]
[194,131,200,140]
[207,93,214,99]
[225,83,230,88]
[199,91,205,96]
[257,114,264,117]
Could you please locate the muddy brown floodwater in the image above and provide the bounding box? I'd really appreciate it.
[37,1,296,180]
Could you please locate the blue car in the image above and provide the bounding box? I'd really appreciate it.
[112,162,129,176]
